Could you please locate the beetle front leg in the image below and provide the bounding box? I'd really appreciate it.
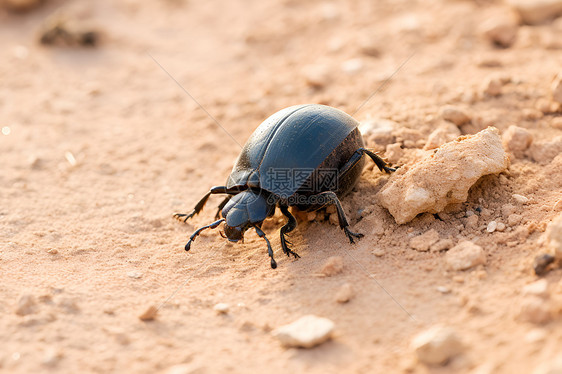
[254,226,277,269]
[174,186,243,222]
[312,191,364,244]
[279,205,300,259]
[185,218,225,251]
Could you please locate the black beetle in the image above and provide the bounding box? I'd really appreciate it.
[175,104,395,268]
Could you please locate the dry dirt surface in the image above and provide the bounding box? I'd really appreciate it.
[2,0,562,373]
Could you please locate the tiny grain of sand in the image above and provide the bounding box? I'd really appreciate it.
[1,1,562,373]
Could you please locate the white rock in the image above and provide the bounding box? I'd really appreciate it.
[377,127,509,224]
[446,241,486,271]
[127,271,143,279]
[522,279,549,298]
[512,194,529,203]
[487,221,498,233]
[508,0,562,25]
[410,325,464,365]
[273,315,335,348]
[341,58,363,74]
[213,303,229,314]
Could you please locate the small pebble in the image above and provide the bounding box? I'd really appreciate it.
[441,105,471,126]
[522,279,549,298]
[320,256,344,276]
[518,296,551,324]
[446,241,486,271]
[496,222,506,232]
[139,305,158,321]
[213,303,229,314]
[481,16,518,47]
[47,248,58,254]
[372,248,385,257]
[341,58,363,74]
[513,194,529,203]
[508,213,523,226]
[41,348,62,367]
[410,325,464,365]
[273,315,335,348]
[409,229,440,252]
[487,221,498,233]
[335,283,355,303]
[502,125,533,156]
[15,294,37,316]
[127,271,143,279]
[546,214,562,259]
[482,76,504,96]
[430,239,454,252]
[436,286,451,294]
[533,253,555,275]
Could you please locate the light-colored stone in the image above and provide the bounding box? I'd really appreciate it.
[409,229,440,252]
[320,256,344,276]
[529,136,562,164]
[482,76,504,96]
[481,16,518,47]
[273,315,335,348]
[410,325,464,365]
[522,279,549,298]
[487,221,498,233]
[512,194,529,203]
[377,127,509,224]
[446,241,486,270]
[508,213,523,226]
[359,118,398,147]
[441,105,471,126]
[518,296,551,324]
[508,0,562,25]
[335,283,354,303]
[502,125,533,156]
[213,303,229,314]
[431,239,454,252]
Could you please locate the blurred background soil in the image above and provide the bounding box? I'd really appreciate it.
[1,0,562,373]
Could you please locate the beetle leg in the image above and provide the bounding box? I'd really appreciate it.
[254,226,277,269]
[174,186,243,222]
[184,218,225,251]
[215,197,232,220]
[312,191,364,244]
[339,147,396,175]
[279,205,300,259]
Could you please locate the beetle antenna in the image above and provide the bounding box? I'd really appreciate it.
[185,219,225,251]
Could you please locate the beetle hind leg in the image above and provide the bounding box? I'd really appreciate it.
[279,205,300,259]
[311,191,364,245]
[254,226,277,269]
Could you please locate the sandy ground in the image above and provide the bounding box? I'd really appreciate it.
[1,0,562,373]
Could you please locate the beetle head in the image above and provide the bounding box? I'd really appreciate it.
[221,190,275,242]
